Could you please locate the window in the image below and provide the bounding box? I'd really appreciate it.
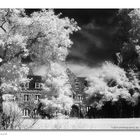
[75,82,80,90]
[22,82,29,90]
[23,109,30,117]
[35,82,42,89]
[69,95,72,98]
[75,96,79,100]
[86,106,91,112]
[75,95,83,101]
[34,109,37,114]
[75,83,79,86]
[24,95,29,101]
[75,87,80,91]
[33,109,39,117]
[84,81,88,87]
[35,95,40,100]
[75,83,79,87]
[78,95,83,101]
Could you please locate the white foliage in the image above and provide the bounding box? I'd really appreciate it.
[2,94,15,101]
[41,94,73,114]
[3,101,22,117]
[55,94,73,111]
[0,58,29,93]
[85,61,140,108]
[100,62,130,87]
[0,9,80,116]
[0,8,79,96]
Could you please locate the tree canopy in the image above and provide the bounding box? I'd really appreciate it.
[0,9,80,125]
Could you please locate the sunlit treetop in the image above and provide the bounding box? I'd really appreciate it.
[0,9,80,64]
[85,62,140,109]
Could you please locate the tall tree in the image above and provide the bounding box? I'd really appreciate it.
[0,9,80,128]
[85,62,140,113]
[115,9,140,70]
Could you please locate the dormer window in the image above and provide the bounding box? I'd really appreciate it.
[35,82,42,89]
[22,82,29,90]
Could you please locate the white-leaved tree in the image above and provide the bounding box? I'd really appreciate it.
[0,9,80,129]
[85,62,140,110]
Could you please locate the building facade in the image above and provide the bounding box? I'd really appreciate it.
[15,68,88,118]
[16,75,45,118]
[66,68,89,117]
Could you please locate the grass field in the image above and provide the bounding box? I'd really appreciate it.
[21,118,140,130]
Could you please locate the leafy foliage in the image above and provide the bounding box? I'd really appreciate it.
[85,62,140,109]
[0,8,80,126]
[0,9,80,93]
[2,100,23,129]
[115,9,140,69]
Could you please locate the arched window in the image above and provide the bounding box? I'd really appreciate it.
[23,108,30,117]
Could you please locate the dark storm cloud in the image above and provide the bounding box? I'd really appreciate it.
[66,11,119,66]
[54,9,120,66]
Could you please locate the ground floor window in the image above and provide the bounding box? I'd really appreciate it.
[32,109,39,118]
[23,108,30,117]
[86,106,91,112]
[33,109,37,115]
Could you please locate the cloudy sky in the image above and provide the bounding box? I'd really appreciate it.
[54,9,120,76]
[57,10,119,63]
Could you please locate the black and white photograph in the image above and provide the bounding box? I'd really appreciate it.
[1,6,140,131]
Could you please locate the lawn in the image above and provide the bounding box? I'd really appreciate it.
[21,118,140,130]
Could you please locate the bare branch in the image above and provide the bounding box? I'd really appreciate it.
[0,20,7,33]
[0,9,11,33]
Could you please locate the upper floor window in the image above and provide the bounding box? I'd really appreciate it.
[35,82,42,89]
[78,95,83,101]
[35,95,40,100]
[24,95,29,101]
[74,95,83,101]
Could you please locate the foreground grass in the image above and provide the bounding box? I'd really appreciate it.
[21,118,140,130]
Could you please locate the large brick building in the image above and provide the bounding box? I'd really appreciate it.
[15,68,87,118]
[16,75,45,117]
